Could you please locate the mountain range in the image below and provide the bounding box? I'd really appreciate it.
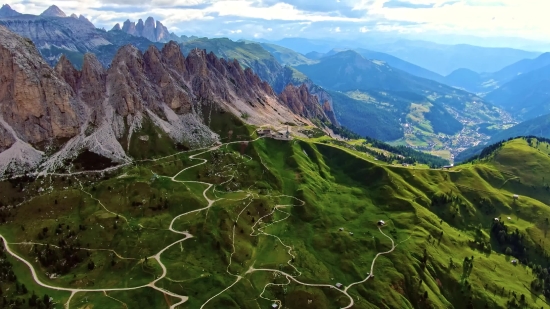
[0,25,330,176]
[294,50,511,153]
[113,17,181,43]
[263,37,541,76]
[0,5,171,68]
[4,4,550,162]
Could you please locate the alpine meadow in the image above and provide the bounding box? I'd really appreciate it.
[1,2,550,309]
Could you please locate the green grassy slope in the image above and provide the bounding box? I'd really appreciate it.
[1,137,550,308]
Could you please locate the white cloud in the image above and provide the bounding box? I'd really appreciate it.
[5,0,550,46]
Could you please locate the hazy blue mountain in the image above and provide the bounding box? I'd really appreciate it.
[304,51,325,60]
[444,68,486,92]
[367,39,540,75]
[485,64,550,120]
[302,47,449,85]
[444,52,550,93]
[354,48,447,84]
[0,4,21,17]
[295,50,463,96]
[261,37,338,54]
[492,52,550,83]
[294,50,510,150]
[258,42,317,66]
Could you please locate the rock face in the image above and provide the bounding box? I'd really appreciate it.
[117,17,179,43]
[40,5,67,17]
[0,9,111,66]
[0,26,80,146]
[0,4,21,17]
[180,39,339,126]
[0,5,165,69]
[278,84,331,124]
[0,26,314,175]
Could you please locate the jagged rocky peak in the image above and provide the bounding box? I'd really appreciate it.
[54,54,80,92]
[279,84,332,124]
[0,26,315,176]
[121,19,136,35]
[111,23,121,31]
[78,14,93,26]
[70,13,77,18]
[115,16,176,43]
[0,4,21,17]
[161,41,186,72]
[142,17,156,42]
[40,5,67,17]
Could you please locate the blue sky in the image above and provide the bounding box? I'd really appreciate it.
[8,0,550,49]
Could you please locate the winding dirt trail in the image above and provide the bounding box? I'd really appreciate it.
[0,136,406,309]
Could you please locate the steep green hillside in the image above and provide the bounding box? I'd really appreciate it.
[259,42,317,66]
[328,90,404,141]
[354,48,447,85]
[1,135,550,309]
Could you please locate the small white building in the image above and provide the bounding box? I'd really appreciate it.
[339,227,344,231]
[349,232,354,236]
[272,304,278,309]
[335,283,343,289]
[513,194,519,200]
[494,218,500,222]
[378,220,386,226]
[507,217,512,220]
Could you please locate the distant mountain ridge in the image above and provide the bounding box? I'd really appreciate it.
[0,5,171,68]
[40,4,66,17]
[444,52,550,93]
[113,17,180,43]
[308,47,447,85]
[263,37,540,76]
[295,49,511,151]
[0,4,20,17]
[484,63,550,120]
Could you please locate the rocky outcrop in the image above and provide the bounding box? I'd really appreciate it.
[40,5,66,17]
[0,26,313,175]
[54,54,80,92]
[0,9,111,66]
[116,17,180,43]
[121,19,136,35]
[180,39,339,126]
[0,26,80,147]
[111,23,121,31]
[278,84,331,124]
[0,4,21,17]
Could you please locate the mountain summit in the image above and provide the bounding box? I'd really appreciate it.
[0,4,21,17]
[117,17,176,43]
[0,25,320,175]
[40,5,67,17]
